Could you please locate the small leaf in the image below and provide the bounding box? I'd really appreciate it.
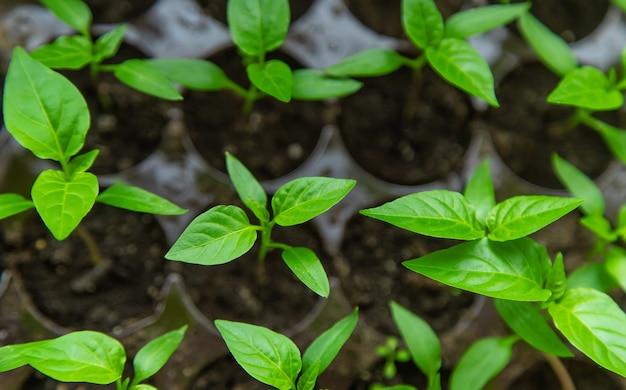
[552,154,605,216]
[291,69,363,100]
[226,152,269,222]
[486,195,583,241]
[0,193,34,220]
[215,320,301,389]
[273,177,355,226]
[132,326,187,385]
[494,299,572,357]
[402,0,444,49]
[296,359,319,390]
[580,215,616,242]
[227,0,289,56]
[247,60,293,102]
[390,301,441,378]
[97,184,187,215]
[325,48,407,77]
[605,246,626,292]
[426,38,499,106]
[445,3,530,39]
[517,12,577,77]
[30,35,92,69]
[546,252,567,302]
[93,24,127,62]
[32,170,98,241]
[587,118,626,165]
[360,190,484,240]
[40,0,92,36]
[165,205,257,265]
[450,337,515,390]
[282,246,329,297]
[550,288,626,377]
[68,149,99,176]
[148,59,237,91]
[403,238,552,301]
[464,159,495,226]
[548,67,623,110]
[113,59,182,101]
[566,261,618,292]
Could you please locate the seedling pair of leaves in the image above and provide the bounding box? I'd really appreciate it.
[148,0,362,114]
[0,326,187,389]
[31,0,182,100]
[362,159,626,378]
[325,0,532,107]
[516,6,626,164]
[214,308,358,389]
[165,153,355,297]
[0,48,187,242]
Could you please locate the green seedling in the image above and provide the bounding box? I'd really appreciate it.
[0,325,187,389]
[0,48,186,279]
[325,0,532,107]
[147,0,362,114]
[30,0,182,100]
[375,336,411,381]
[516,7,626,165]
[215,308,358,390]
[165,152,355,297]
[361,159,626,378]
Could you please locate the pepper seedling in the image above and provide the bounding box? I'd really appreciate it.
[30,0,182,100]
[0,326,187,390]
[325,0,532,107]
[148,0,362,115]
[165,152,355,297]
[215,308,358,390]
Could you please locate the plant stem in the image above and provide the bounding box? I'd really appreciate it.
[75,225,103,266]
[402,54,428,122]
[256,220,275,284]
[71,225,113,293]
[242,84,260,116]
[543,352,576,390]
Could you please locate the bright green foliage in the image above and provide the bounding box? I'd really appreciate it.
[227,0,289,57]
[215,309,358,389]
[548,67,623,110]
[247,60,293,102]
[552,154,605,216]
[374,336,411,380]
[450,336,516,390]
[96,184,187,215]
[463,159,495,225]
[445,3,529,39]
[0,194,34,219]
[290,69,363,100]
[166,153,355,296]
[130,326,187,388]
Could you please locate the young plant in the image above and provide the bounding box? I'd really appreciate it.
[0,325,187,389]
[165,152,355,297]
[374,335,411,382]
[147,0,362,114]
[214,308,358,389]
[0,48,186,273]
[325,0,531,107]
[30,0,182,100]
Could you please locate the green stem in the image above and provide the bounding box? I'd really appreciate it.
[543,352,576,390]
[242,84,260,116]
[257,220,275,283]
[75,224,103,265]
[401,54,428,122]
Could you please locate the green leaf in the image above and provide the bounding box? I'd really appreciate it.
[132,326,187,385]
[402,0,444,49]
[445,3,530,39]
[550,288,626,377]
[19,331,125,384]
[548,67,623,110]
[272,177,355,226]
[247,60,293,102]
[0,341,47,373]
[325,48,407,77]
[296,359,319,390]
[148,59,237,91]
[360,190,485,240]
[40,0,92,36]
[613,0,626,14]
[165,205,257,265]
[214,320,301,389]
[291,69,363,100]
[403,238,552,301]
[30,35,92,69]
[605,246,626,292]
[4,47,89,162]
[93,24,127,62]
[131,385,157,390]
[227,0,289,56]
[67,149,99,176]
[486,195,583,241]
[567,261,618,292]
[517,12,577,77]
[31,170,98,240]
[464,159,495,226]
[587,118,626,165]
[113,59,182,101]
[580,215,616,242]
[301,308,358,378]
[450,337,515,390]
[282,246,329,297]
[390,301,441,378]
[96,184,187,215]
[545,252,567,302]
[494,299,572,357]
[226,152,269,222]
[426,38,499,106]
[552,154,605,216]
[0,193,34,220]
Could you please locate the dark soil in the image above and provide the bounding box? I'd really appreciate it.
[190,355,273,390]
[196,0,315,25]
[339,65,473,185]
[85,0,156,24]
